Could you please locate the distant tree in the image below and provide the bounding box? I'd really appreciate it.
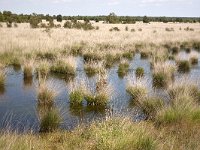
[106,12,120,24]
[29,15,41,28]
[56,15,62,22]
[143,16,149,23]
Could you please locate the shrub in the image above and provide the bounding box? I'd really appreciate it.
[131,28,135,32]
[109,27,120,31]
[165,27,173,32]
[40,109,61,133]
[29,16,41,28]
[177,60,190,73]
[64,21,72,28]
[6,22,12,28]
[135,67,144,78]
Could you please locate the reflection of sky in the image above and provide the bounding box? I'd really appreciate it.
[0,51,199,132]
[0,0,200,17]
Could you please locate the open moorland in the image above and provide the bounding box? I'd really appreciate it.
[0,20,200,150]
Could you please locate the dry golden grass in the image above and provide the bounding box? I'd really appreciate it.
[0,22,200,55]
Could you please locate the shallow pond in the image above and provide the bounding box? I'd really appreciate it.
[0,52,200,132]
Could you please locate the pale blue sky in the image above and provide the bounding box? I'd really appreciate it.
[0,0,200,17]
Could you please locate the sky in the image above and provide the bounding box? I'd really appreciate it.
[0,0,200,17]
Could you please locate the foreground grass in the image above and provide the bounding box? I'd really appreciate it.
[0,116,200,150]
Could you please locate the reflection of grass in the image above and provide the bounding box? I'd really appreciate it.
[0,71,5,89]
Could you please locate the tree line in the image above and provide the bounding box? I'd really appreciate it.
[0,11,200,25]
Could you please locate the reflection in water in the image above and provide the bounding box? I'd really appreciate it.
[23,76,33,87]
[0,86,5,95]
[13,65,21,72]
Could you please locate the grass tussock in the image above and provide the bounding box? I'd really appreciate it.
[38,81,57,106]
[152,62,176,88]
[39,109,61,133]
[68,81,86,105]
[118,60,129,77]
[50,57,76,76]
[135,67,144,78]
[126,79,147,100]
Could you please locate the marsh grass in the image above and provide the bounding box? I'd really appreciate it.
[122,51,134,60]
[135,67,144,78]
[140,51,149,59]
[83,52,103,62]
[36,61,50,78]
[118,60,129,77]
[50,57,76,76]
[126,79,147,101]
[152,62,176,88]
[177,60,190,72]
[104,53,121,68]
[68,81,86,105]
[84,61,100,77]
[84,75,112,106]
[39,109,61,133]
[189,51,199,65]
[38,81,56,107]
